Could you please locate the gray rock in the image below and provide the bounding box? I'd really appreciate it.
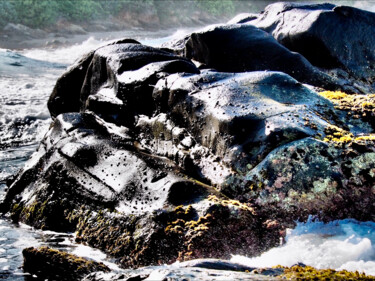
[3,23,47,38]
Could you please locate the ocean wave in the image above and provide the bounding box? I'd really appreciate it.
[232,217,375,275]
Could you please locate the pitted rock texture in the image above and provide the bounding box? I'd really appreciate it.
[3,2,375,276]
[4,111,282,267]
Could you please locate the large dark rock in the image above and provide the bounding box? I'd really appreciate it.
[48,38,199,121]
[48,50,95,118]
[81,44,199,125]
[249,2,375,91]
[3,111,282,267]
[150,70,338,179]
[165,24,346,91]
[4,4,375,276]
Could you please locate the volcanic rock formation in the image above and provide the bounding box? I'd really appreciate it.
[2,2,375,280]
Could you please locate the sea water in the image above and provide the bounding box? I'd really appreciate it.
[232,217,375,275]
[1,27,375,279]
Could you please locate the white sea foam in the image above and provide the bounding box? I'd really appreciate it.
[231,218,375,275]
[71,244,121,271]
[21,28,194,66]
[142,28,193,47]
[23,36,104,65]
[353,1,375,12]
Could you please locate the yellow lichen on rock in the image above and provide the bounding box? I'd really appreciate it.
[355,135,375,141]
[323,124,375,145]
[323,125,354,143]
[277,265,375,280]
[319,91,375,120]
[319,90,349,100]
[207,195,256,215]
[165,206,212,235]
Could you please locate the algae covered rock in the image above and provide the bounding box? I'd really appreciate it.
[22,246,109,281]
[279,265,375,281]
[223,137,375,223]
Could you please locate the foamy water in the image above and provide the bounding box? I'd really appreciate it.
[0,50,62,180]
[232,217,375,275]
[22,28,193,64]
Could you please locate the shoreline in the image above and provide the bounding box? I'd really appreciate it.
[0,14,223,51]
[0,27,195,51]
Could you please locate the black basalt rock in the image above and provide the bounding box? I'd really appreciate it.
[179,24,341,90]
[250,2,375,90]
[48,50,95,118]
[48,40,199,123]
[4,6,375,275]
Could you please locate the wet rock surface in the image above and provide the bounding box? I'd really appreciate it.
[3,111,282,268]
[2,2,375,280]
[248,2,375,93]
[82,260,282,281]
[165,24,342,91]
[22,246,110,281]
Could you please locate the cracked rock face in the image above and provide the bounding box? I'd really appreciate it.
[3,2,375,274]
